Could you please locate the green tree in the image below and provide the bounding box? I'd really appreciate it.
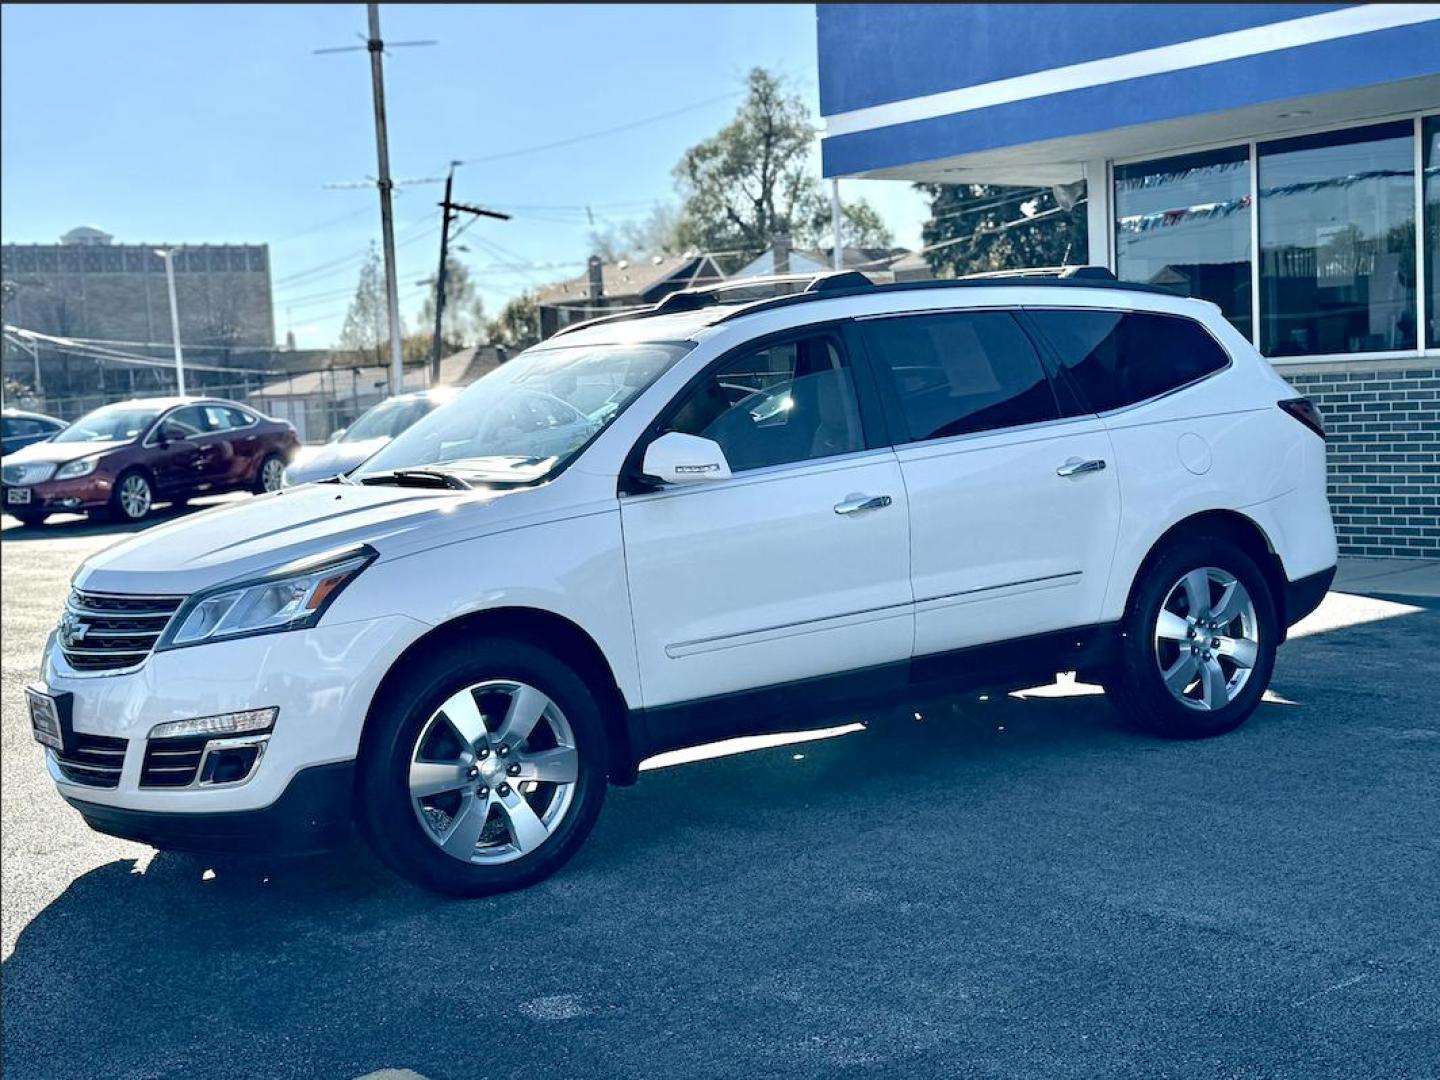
[417,257,486,354]
[915,183,1088,278]
[672,68,890,269]
[337,243,404,363]
[488,293,539,351]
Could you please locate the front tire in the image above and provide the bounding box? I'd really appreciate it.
[106,470,154,523]
[1104,537,1277,739]
[358,638,609,897]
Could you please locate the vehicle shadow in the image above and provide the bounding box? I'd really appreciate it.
[4,602,1436,1077]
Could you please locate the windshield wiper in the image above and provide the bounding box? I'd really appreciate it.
[360,468,472,490]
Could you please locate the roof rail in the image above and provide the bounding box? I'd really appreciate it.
[549,265,1179,340]
[548,271,874,338]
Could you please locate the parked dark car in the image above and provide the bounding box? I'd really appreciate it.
[1,408,66,454]
[0,396,299,526]
[283,387,458,487]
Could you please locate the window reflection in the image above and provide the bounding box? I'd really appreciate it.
[1115,147,1252,337]
[1425,115,1439,350]
[1259,121,1417,357]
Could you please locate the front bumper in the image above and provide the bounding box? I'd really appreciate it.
[64,760,356,854]
[37,613,425,817]
[2,474,114,513]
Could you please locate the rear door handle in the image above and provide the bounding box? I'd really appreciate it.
[1056,458,1106,478]
[834,494,893,515]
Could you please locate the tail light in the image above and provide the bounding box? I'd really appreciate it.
[1278,397,1326,441]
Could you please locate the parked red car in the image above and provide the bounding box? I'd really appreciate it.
[0,396,299,526]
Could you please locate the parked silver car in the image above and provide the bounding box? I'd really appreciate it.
[283,388,458,487]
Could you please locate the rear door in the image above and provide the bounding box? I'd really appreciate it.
[857,308,1121,657]
[620,326,913,712]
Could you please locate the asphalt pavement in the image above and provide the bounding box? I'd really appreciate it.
[2,505,1438,1079]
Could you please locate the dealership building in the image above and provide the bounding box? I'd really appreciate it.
[819,4,1439,557]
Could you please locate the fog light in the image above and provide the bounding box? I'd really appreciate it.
[150,707,277,740]
[199,744,262,785]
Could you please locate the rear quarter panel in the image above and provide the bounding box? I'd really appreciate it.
[1097,320,1335,621]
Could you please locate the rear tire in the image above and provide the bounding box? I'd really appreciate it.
[1104,536,1277,739]
[253,453,286,494]
[358,638,609,897]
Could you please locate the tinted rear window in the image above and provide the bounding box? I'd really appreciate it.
[860,311,1060,442]
[1027,309,1230,413]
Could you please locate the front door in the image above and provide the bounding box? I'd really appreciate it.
[148,405,210,496]
[857,309,1121,657]
[621,329,913,713]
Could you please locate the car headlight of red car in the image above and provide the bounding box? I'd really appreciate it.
[54,456,102,480]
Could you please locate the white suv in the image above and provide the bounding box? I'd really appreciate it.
[28,270,1337,896]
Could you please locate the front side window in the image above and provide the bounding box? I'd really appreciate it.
[1115,146,1252,337]
[860,311,1059,441]
[1027,309,1230,412]
[358,340,690,485]
[665,334,864,472]
[52,403,160,443]
[162,406,208,438]
[1258,121,1416,357]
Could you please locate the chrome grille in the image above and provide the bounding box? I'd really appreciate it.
[3,462,56,486]
[54,733,127,788]
[61,590,185,673]
[140,735,208,788]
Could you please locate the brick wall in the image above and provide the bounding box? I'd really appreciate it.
[1284,360,1440,558]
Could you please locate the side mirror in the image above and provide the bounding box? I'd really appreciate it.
[328,427,348,443]
[642,432,732,485]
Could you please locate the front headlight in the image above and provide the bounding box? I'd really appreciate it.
[55,456,101,480]
[157,545,376,651]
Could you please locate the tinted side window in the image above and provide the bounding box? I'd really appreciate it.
[666,334,864,472]
[223,407,256,429]
[860,311,1059,441]
[163,406,208,437]
[202,405,235,432]
[1027,309,1230,412]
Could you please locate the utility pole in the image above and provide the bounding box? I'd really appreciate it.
[430,164,510,382]
[316,5,435,395]
[831,179,844,271]
[365,3,404,395]
[155,248,186,395]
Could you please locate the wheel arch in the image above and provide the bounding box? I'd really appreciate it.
[1120,509,1291,637]
[361,605,640,786]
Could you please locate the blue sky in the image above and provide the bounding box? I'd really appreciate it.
[1,4,928,349]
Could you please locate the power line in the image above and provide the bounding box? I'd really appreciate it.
[462,90,741,165]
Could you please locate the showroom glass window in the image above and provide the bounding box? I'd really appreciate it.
[1258,121,1417,357]
[1426,114,1439,350]
[1115,146,1252,337]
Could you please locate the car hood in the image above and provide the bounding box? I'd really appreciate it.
[2,438,130,466]
[284,438,388,485]
[73,480,563,595]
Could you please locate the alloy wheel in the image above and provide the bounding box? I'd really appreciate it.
[1153,566,1259,711]
[119,474,152,520]
[408,679,579,865]
[261,457,285,492]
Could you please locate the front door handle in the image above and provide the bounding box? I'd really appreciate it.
[1056,458,1107,478]
[834,494,893,515]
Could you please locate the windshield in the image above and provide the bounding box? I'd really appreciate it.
[342,397,434,442]
[357,340,691,484]
[52,403,161,444]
